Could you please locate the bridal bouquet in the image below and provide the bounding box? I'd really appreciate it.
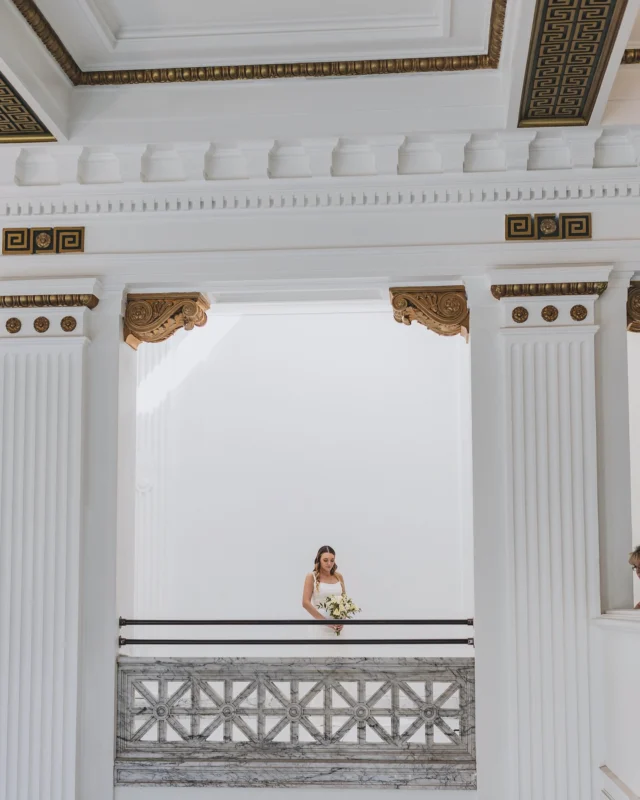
[317,594,361,636]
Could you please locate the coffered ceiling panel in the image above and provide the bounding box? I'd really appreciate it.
[33,0,492,69]
[0,71,55,143]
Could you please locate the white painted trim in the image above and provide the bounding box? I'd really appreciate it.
[115,790,478,800]
[0,336,89,349]
[601,765,640,800]
[490,265,613,284]
[77,0,118,50]
[0,277,102,297]
[592,612,640,634]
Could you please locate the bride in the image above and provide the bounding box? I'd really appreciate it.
[302,545,346,637]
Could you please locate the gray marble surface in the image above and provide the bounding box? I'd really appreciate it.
[115,657,476,789]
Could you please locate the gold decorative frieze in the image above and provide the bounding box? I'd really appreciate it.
[5,317,21,334]
[9,0,506,86]
[623,49,640,64]
[0,293,98,309]
[0,71,55,143]
[541,304,559,322]
[627,281,640,332]
[389,286,470,339]
[492,282,607,299]
[33,316,49,333]
[124,292,210,350]
[505,213,592,241]
[519,0,627,127]
[2,227,84,255]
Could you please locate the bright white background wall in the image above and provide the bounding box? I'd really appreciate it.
[627,333,640,607]
[597,622,640,798]
[130,307,473,657]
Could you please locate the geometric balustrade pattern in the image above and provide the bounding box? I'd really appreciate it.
[116,658,475,788]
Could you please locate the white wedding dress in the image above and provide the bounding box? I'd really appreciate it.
[311,580,345,640]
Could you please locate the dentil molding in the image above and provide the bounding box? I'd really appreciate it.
[1,128,640,219]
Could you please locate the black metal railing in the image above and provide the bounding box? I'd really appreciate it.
[118,617,474,646]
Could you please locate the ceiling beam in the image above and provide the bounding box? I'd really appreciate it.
[589,0,640,127]
[0,0,71,141]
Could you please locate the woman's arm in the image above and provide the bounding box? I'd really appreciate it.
[337,572,346,595]
[302,574,326,620]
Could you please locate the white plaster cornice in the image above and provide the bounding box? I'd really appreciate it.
[489,265,613,285]
[3,172,640,219]
[0,277,103,296]
[2,128,640,219]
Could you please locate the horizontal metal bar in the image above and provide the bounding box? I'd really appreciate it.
[119,637,475,646]
[119,617,474,627]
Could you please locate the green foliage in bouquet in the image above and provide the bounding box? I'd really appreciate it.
[317,594,361,636]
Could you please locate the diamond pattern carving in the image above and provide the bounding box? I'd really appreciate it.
[116,658,475,786]
[124,673,468,748]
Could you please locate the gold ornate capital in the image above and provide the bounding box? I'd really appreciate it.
[389,286,469,339]
[124,292,210,350]
[627,282,640,333]
[491,282,607,299]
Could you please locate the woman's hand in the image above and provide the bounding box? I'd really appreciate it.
[332,623,344,633]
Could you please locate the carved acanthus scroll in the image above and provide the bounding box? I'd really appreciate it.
[389,286,469,339]
[628,282,640,333]
[124,292,210,350]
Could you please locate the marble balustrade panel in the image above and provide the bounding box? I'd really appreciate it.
[115,657,476,788]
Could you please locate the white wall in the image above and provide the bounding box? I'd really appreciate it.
[130,308,473,656]
[598,622,640,797]
[627,333,640,607]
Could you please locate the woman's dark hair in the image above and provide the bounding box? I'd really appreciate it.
[313,546,337,589]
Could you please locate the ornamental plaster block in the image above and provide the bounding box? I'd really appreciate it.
[527,130,573,171]
[594,128,638,169]
[2,127,640,195]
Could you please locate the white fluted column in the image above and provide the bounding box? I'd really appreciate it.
[0,280,98,800]
[493,268,609,800]
[134,336,176,622]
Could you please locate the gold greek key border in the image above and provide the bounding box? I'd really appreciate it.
[10,0,506,86]
[505,213,592,241]
[519,0,628,128]
[2,226,84,254]
[0,70,55,143]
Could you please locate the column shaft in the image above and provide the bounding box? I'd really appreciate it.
[504,328,598,800]
[0,338,85,800]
